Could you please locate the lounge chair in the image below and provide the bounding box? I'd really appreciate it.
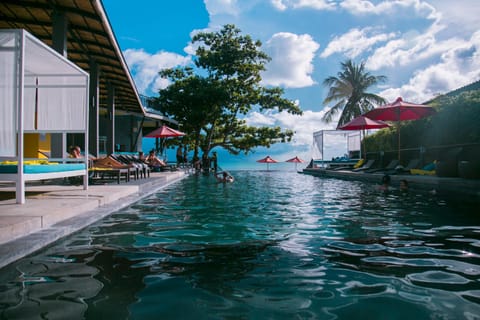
[365,159,399,173]
[90,156,133,183]
[122,154,151,178]
[391,158,421,174]
[329,159,364,171]
[352,159,375,172]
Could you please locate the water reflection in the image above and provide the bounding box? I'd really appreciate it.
[0,171,480,319]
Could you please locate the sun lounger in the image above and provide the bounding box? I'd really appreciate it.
[390,158,421,174]
[352,159,375,172]
[122,155,151,178]
[365,159,399,173]
[91,156,134,183]
[89,167,130,184]
[328,159,364,171]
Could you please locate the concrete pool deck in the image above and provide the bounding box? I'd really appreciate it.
[0,170,189,269]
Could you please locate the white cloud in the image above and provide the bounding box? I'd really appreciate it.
[365,22,467,70]
[204,0,240,16]
[379,30,480,102]
[431,0,480,34]
[245,111,277,126]
[244,108,335,147]
[321,27,396,59]
[271,0,336,11]
[262,32,320,88]
[340,0,438,19]
[270,0,287,11]
[123,49,191,95]
[243,107,351,160]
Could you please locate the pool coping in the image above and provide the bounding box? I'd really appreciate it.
[301,168,480,202]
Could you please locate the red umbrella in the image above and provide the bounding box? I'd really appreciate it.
[145,125,185,138]
[337,115,390,159]
[257,155,278,171]
[364,97,436,161]
[145,125,185,155]
[285,156,304,170]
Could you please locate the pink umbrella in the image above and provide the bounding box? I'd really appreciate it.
[364,97,436,161]
[257,155,278,171]
[337,115,390,159]
[285,156,305,170]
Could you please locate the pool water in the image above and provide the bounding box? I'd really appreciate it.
[1,171,480,319]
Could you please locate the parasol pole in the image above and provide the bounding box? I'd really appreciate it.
[396,107,401,162]
[397,122,401,162]
[362,128,366,160]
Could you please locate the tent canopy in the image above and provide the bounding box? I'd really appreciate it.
[0,29,89,157]
[312,130,361,160]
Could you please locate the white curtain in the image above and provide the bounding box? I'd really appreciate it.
[347,131,361,154]
[312,131,324,160]
[24,83,87,131]
[0,32,17,157]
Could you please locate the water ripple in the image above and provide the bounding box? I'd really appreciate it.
[1,171,480,319]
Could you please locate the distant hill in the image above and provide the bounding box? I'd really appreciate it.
[425,79,480,104]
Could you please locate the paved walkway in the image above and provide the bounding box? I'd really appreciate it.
[0,170,189,269]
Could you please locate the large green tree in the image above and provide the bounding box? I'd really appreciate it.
[322,60,387,127]
[155,24,302,159]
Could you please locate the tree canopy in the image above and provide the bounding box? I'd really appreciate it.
[155,24,302,158]
[322,60,386,127]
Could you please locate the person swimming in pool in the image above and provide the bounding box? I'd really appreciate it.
[378,174,392,192]
[216,171,234,183]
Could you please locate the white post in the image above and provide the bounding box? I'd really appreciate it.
[84,73,90,190]
[16,30,26,204]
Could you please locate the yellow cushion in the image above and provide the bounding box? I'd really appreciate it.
[1,160,56,165]
[410,169,436,176]
[89,167,114,171]
[353,159,365,169]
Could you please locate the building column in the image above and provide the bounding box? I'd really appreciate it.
[52,9,68,57]
[50,9,69,158]
[106,83,115,155]
[89,60,100,157]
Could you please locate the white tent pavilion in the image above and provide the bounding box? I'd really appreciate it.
[0,29,89,204]
[312,130,361,162]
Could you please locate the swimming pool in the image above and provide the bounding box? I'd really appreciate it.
[1,171,479,319]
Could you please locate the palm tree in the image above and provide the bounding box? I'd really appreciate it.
[322,60,387,127]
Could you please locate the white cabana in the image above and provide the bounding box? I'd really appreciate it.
[312,130,361,161]
[0,29,89,204]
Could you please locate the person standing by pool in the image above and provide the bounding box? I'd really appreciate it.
[183,146,188,165]
[176,145,183,167]
[211,151,218,172]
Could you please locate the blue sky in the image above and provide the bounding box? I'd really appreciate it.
[102,0,480,170]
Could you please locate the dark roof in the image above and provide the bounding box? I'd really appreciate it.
[0,0,169,121]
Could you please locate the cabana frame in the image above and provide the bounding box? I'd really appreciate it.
[312,130,361,161]
[0,29,89,204]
